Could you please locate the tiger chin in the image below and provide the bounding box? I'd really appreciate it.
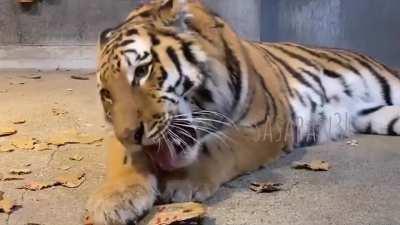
[87,0,400,224]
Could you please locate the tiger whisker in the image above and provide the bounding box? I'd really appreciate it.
[172,121,231,146]
[161,133,176,159]
[168,124,200,146]
[172,119,231,137]
[167,129,189,153]
[173,117,234,128]
[174,119,225,136]
[174,110,237,128]
[193,110,237,127]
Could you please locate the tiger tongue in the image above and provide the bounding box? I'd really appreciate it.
[145,144,178,171]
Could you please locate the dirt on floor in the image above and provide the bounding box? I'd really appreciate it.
[0,70,400,225]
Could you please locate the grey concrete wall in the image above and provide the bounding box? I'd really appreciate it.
[0,0,139,45]
[2,0,399,69]
[0,0,260,69]
[0,0,260,46]
[204,0,261,41]
[261,0,400,68]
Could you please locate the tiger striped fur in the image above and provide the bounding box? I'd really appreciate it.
[87,0,400,224]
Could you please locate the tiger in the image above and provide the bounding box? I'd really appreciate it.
[87,0,400,224]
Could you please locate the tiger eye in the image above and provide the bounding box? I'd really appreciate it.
[135,64,150,79]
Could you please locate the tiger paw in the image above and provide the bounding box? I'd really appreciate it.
[161,178,219,203]
[86,178,157,225]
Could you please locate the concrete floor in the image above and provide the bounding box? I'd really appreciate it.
[0,71,399,225]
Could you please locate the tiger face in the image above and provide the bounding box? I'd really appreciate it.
[96,0,233,171]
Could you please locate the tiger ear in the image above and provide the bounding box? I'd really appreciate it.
[157,0,190,32]
[99,28,114,49]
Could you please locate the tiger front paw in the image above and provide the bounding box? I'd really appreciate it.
[161,178,219,203]
[87,177,157,225]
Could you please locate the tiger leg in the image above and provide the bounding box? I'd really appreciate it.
[161,128,284,202]
[354,105,400,135]
[87,137,157,225]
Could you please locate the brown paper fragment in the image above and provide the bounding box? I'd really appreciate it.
[0,127,17,137]
[0,143,15,153]
[249,182,282,193]
[46,130,79,146]
[346,139,359,147]
[75,134,104,145]
[11,138,36,150]
[18,171,86,191]
[71,75,90,80]
[27,75,42,80]
[2,176,25,181]
[9,169,32,175]
[1,172,24,181]
[84,202,206,225]
[18,181,57,191]
[47,130,103,146]
[0,193,18,214]
[55,172,86,188]
[34,143,51,151]
[69,155,84,161]
[13,119,26,124]
[51,108,68,116]
[83,214,94,225]
[138,202,206,225]
[292,160,330,171]
[58,166,72,171]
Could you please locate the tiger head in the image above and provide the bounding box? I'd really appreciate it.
[97,0,248,171]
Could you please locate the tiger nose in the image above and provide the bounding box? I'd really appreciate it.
[122,122,144,145]
[133,122,145,145]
